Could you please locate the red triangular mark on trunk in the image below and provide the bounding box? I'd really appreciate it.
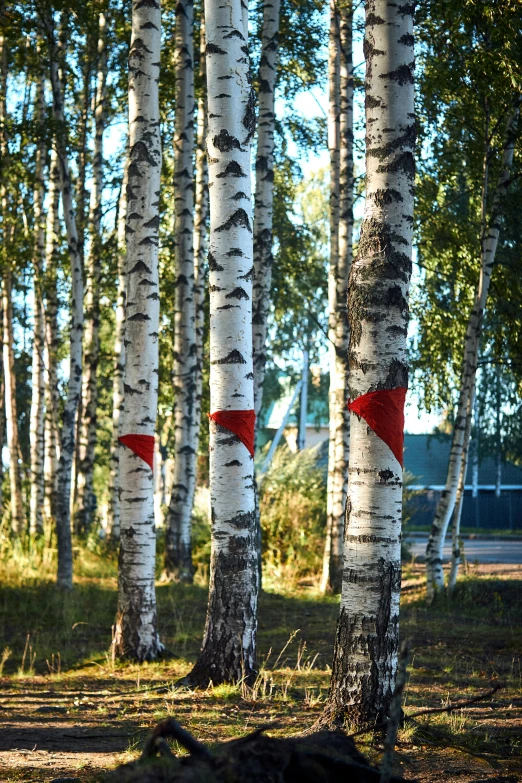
[119,434,155,470]
[348,387,407,467]
[208,409,256,457]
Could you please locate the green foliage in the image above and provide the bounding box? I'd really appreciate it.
[259,446,327,588]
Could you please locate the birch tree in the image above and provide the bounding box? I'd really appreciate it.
[320,0,414,727]
[252,0,281,419]
[184,0,258,686]
[75,10,108,533]
[108,154,128,540]
[43,147,61,524]
[165,0,197,582]
[29,53,47,536]
[322,0,353,594]
[113,0,163,661]
[425,102,520,600]
[47,10,85,589]
[0,31,25,536]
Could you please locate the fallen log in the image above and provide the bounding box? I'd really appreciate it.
[103,718,407,782]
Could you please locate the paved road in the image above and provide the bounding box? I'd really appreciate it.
[406,535,522,564]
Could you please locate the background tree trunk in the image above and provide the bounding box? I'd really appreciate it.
[47,10,85,589]
[2,272,25,535]
[43,147,61,525]
[75,11,107,534]
[165,0,197,582]
[108,152,128,540]
[252,0,281,421]
[186,0,258,687]
[448,388,475,591]
[29,58,47,536]
[323,0,353,594]
[113,0,163,661]
[322,0,414,728]
[425,101,520,601]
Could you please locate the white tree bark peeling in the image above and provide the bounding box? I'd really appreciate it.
[187,0,258,686]
[114,0,163,661]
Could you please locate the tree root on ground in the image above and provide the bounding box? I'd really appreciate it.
[102,717,407,782]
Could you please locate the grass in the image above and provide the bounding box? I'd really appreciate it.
[0,538,521,782]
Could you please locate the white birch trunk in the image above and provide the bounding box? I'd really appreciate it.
[297,348,309,451]
[448,388,474,591]
[252,0,281,421]
[323,0,414,727]
[2,272,25,535]
[192,9,209,506]
[425,102,520,601]
[0,34,25,536]
[186,0,258,686]
[29,60,47,536]
[47,11,85,589]
[113,0,163,661]
[165,0,197,581]
[75,11,107,533]
[108,153,128,540]
[43,147,61,524]
[322,0,353,594]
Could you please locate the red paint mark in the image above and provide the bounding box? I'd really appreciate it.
[208,409,256,457]
[348,387,407,467]
[119,434,155,470]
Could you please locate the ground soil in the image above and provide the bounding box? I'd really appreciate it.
[1,562,521,782]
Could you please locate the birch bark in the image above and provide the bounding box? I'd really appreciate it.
[321,0,414,727]
[448,388,474,591]
[47,11,85,589]
[185,0,258,686]
[43,147,61,524]
[192,9,209,503]
[0,33,25,536]
[425,102,520,601]
[252,0,280,420]
[322,0,353,594]
[113,0,163,661]
[108,154,128,540]
[165,0,197,581]
[2,272,25,535]
[29,58,47,536]
[75,11,107,533]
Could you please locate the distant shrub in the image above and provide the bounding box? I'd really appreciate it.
[259,446,326,589]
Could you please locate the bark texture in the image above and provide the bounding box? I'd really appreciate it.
[252,0,281,420]
[165,0,197,581]
[425,101,520,601]
[75,11,107,534]
[322,0,353,594]
[48,10,85,589]
[448,389,474,591]
[43,147,61,524]
[108,152,128,540]
[0,34,25,536]
[2,272,25,535]
[323,0,414,728]
[29,59,47,536]
[186,0,258,686]
[114,0,163,661]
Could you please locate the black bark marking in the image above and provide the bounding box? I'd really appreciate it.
[216,161,246,179]
[212,349,247,365]
[224,460,241,467]
[232,191,248,200]
[206,43,226,55]
[213,129,241,152]
[129,260,152,274]
[238,266,254,281]
[226,287,249,300]
[215,209,251,233]
[208,251,224,271]
[379,63,414,86]
[227,248,244,256]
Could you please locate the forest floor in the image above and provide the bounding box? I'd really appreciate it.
[0,549,521,783]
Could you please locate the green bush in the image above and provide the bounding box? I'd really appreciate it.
[259,446,327,589]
